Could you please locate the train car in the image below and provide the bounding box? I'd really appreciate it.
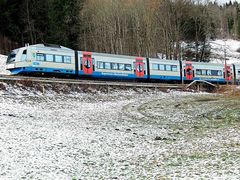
[182,61,233,83]
[6,44,75,76]
[6,43,238,84]
[6,44,148,80]
[76,51,148,80]
[233,64,240,84]
[148,58,181,81]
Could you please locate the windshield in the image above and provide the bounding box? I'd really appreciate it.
[6,50,18,64]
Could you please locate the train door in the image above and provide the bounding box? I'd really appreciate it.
[237,69,240,81]
[135,57,145,78]
[237,68,240,84]
[82,52,93,75]
[185,61,193,80]
[224,65,232,81]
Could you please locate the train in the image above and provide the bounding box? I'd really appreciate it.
[5,43,240,84]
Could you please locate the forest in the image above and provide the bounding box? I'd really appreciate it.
[0,0,240,62]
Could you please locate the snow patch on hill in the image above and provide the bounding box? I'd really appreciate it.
[210,39,240,64]
[0,54,10,75]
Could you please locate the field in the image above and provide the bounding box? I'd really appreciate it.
[0,85,240,179]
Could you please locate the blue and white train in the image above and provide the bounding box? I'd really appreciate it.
[5,43,240,84]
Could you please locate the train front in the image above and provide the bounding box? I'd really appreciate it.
[6,46,31,75]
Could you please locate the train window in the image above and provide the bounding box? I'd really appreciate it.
[111,63,118,70]
[202,69,207,75]
[159,64,165,71]
[21,54,27,61]
[7,51,17,64]
[64,56,71,63]
[125,64,132,71]
[152,64,159,70]
[137,64,143,72]
[196,69,202,75]
[238,70,240,75]
[55,55,63,63]
[218,70,222,76]
[98,61,104,69]
[21,50,27,61]
[36,53,45,61]
[46,54,54,62]
[84,59,91,68]
[207,70,211,76]
[105,62,111,69]
[166,65,171,71]
[211,70,219,76]
[119,64,124,70]
[171,65,177,71]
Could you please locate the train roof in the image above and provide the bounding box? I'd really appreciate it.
[30,44,73,51]
[187,61,227,66]
[78,51,137,59]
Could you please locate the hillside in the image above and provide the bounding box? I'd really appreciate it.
[210,39,240,64]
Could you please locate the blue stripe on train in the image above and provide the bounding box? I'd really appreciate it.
[10,67,142,79]
[9,66,227,83]
[10,67,182,81]
[150,75,181,81]
[193,77,226,83]
[9,67,75,75]
[79,71,146,79]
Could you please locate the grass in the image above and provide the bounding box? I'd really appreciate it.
[120,93,240,177]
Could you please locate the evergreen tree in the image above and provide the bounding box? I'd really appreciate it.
[0,0,23,41]
[237,5,240,38]
[19,0,49,44]
[48,0,84,49]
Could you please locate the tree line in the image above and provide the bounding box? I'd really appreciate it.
[0,0,240,62]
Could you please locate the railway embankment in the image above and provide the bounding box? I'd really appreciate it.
[0,75,240,95]
[0,76,184,94]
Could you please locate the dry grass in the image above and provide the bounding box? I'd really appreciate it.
[217,85,240,97]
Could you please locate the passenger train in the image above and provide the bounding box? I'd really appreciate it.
[5,43,240,84]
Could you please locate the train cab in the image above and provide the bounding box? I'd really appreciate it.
[6,44,75,76]
[6,46,32,74]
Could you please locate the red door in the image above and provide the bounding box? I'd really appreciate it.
[82,52,93,75]
[185,61,193,80]
[135,57,144,78]
[225,65,232,81]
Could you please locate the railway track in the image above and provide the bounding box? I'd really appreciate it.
[0,75,184,89]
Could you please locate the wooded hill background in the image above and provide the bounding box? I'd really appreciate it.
[0,0,240,62]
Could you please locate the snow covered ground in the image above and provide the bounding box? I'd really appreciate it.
[0,85,239,179]
[0,54,9,75]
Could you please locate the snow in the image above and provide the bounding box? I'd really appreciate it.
[209,39,240,64]
[0,54,10,75]
[0,85,239,179]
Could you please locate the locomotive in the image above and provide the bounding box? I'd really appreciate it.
[5,43,240,84]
